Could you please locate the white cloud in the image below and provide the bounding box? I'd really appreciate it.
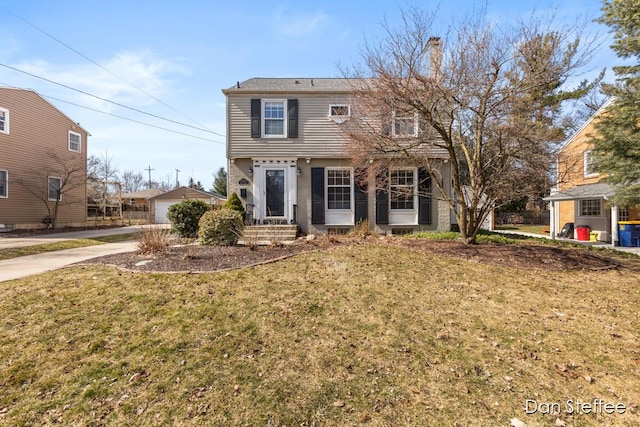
[274,8,331,36]
[8,50,189,112]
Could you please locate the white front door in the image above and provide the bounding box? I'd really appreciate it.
[252,159,298,224]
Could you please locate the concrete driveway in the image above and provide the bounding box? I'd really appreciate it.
[0,225,170,282]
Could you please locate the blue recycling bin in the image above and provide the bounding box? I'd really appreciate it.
[619,221,640,247]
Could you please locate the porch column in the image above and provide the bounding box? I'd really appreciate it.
[611,204,619,246]
[549,200,556,240]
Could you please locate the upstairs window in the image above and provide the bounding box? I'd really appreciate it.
[584,150,598,178]
[390,169,416,210]
[619,206,629,221]
[329,104,350,123]
[392,112,418,137]
[0,170,7,197]
[0,108,8,134]
[263,100,286,137]
[48,176,62,201]
[69,131,81,153]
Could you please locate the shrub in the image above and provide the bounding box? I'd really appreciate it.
[222,192,245,218]
[136,226,171,254]
[166,199,210,238]
[198,208,244,246]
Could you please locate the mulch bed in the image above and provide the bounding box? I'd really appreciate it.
[80,235,640,274]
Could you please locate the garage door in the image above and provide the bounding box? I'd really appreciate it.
[155,200,179,224]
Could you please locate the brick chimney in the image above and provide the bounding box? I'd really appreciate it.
[427,37,442,80]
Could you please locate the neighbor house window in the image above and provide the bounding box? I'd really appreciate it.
[262,100,286,137]
[392,112,418,137]
[327,168,352,210]
[0,170,7,198]
[390,169,416,210]
[579,199,601,216]
[68,131,81,152]
[48,177,62,201]
[584,150,598,177]
[0,108,8,134]
[619,207,629,221]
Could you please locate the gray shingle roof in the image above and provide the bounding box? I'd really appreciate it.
[222,78,358,94]
[543,182,615,202]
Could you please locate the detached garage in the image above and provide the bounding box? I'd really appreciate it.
[149,186,226,224]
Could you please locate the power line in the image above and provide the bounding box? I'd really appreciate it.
[0,62,227,138]
[41,92,226,145]
[1,5,214,133]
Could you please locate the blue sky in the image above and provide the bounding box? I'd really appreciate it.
[0,0,615,189]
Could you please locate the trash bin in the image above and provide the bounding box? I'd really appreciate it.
[575,225,590,241]
[619,221,640,247]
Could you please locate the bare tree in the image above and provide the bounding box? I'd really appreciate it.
[121,170,145,193]
[342,8,600,243]
[14,150,85,229]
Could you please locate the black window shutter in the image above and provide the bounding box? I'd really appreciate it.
[375,170,389,225]
[418,168,432,225]
[311,167,325,224]
[354,168,368,224]
[288,99,298,138]
[251,99,261,138]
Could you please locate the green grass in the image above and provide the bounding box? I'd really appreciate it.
[0,243,638,426]
[0,233,138,260]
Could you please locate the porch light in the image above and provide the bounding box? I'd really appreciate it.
[248,167,253,175]
[297,168,302,176]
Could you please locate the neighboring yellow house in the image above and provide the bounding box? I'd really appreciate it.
[545,98,640,244]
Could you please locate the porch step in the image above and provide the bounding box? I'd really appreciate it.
[239,225,298,245]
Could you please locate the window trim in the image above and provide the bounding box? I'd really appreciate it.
[389,168,417,211]
[579,198,601,217]
[0,107,9,135]
[48,176,62,201]
[0,170,7,198]
[68,130,82,153]
[392,111,419,138]
[619,206,629,222]
[583,150,598,178]
[326,167,353,211]
[261,99,287,138]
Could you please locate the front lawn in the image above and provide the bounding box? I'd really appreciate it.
[0,243,638,426]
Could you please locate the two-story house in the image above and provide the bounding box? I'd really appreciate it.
[0,87,89,230]
[545,98,639,244]
[223,78,452,235]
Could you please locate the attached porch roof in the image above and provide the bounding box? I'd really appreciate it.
[543,182,615,202]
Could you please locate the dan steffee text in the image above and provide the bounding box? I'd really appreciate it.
[525,399,627,415]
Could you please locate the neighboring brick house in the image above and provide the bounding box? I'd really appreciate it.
[0,87,89,230]
[545,98,640,243]
[222,78,452,234]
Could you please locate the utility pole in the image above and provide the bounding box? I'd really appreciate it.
[145,165,154,189]
[175,169,180,188]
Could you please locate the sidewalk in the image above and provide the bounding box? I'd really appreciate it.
[0,241,138,282]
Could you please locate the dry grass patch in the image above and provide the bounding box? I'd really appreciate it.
[0,244,638,426]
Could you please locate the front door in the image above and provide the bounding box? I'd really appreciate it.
[265,169,285,218]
